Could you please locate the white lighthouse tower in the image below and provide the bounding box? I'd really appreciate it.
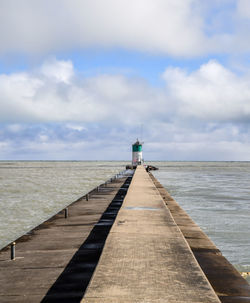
[132,139,143,167]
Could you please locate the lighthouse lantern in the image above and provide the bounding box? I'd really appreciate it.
[132,139,143,166]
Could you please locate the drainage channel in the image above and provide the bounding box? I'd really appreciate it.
[41,176,132,303]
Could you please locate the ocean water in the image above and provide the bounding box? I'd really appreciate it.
[0,161,124,250]
[150,161,250,280]
[0,161,249,281]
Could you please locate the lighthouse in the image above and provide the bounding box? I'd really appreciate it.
[132,139,143,166]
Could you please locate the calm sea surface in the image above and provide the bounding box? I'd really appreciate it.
[0,161,249,280]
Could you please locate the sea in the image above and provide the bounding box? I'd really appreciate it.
[0,161,249,281]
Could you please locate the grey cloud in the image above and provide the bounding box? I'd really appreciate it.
[2,121,250,160]
[0,0,244,57]
[1,58,250,160]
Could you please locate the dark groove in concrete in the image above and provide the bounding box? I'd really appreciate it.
[81,166,221,303]
[0,175,132,303]
[41,177,132,303]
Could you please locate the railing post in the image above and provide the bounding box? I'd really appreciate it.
[11,242,15,260]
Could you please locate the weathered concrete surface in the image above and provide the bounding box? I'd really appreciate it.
[0,177,129,303]
[82,166,221,303]
[150,173,250,303]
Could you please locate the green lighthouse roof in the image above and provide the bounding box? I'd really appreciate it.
[132,139,143,152]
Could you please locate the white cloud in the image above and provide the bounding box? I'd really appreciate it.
[0,72,43,122]
[0,0,241,57]
[0,58,166,124]
[237,0,250,18]
[2,58,250,125]
[66,124,86,131]
[163,60,250,122]
[40,58,74,83]
[1,58,250,160]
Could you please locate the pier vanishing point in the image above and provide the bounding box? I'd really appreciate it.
[0,165,250,302]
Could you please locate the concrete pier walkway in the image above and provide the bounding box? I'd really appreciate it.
[82,166,221,303]
[0,176,131,303]
[150,173,250,303]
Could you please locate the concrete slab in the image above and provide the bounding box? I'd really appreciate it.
[0,178,129,303]
[82,166,220,303]
[150,173,250,303]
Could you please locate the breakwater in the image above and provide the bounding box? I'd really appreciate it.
[149,172,250,303]
[0,165,249,302]
[0,171,132,302]
[150,161,250,271]
[0,161,126,250]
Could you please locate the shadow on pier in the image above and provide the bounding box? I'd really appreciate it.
[41,176,132,303]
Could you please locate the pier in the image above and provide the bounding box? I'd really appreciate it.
[0,174,132,302]
[81,165,220,303]
[150,173,250,303]
[0,166,250,302]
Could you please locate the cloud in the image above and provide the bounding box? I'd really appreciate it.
[237,0,250,18]
[163,60,250,122]
[0,58,167,124]
[66,124,86,132]
[1,0,250,57]
[2,58,250,125]
[40,58,74,83]
[1,121,250,161]
[1,58,250,160]
[0,0,204,56]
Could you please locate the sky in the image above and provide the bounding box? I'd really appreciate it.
[1,0,250,160]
